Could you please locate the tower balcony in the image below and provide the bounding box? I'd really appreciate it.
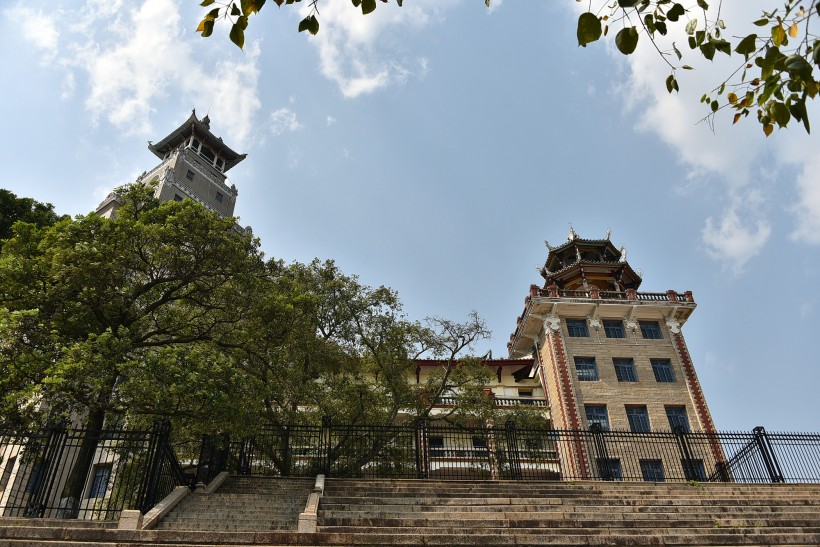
[507,286,697,358]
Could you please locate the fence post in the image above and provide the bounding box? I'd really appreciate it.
[673,426,698,481]
[589,424,611,480]
[753,426,784,483]
[415,420,428,479]
[138,420,171,513]
[320,416,332,477]
[25,422,68,518]
[237,438,252,476]
[505,421,522,480]
[195,434,215,487]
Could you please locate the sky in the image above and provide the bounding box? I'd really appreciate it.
[0,0,817,431]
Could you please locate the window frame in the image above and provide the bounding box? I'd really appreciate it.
[574,357,599,382]
[585,404,610,431]
[626,405,651,433]
[613,358,638,382]
[87,463,112,499]
[603,319,626,338]
[639,320,662,339]
[640,459,666,482]
[595,458,623,480]
[566,319,590,337]
[665,406,691,433]
[651,359,675,383]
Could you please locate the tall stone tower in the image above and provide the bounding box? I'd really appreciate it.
[507,230,716,438]
[96,110,246,218]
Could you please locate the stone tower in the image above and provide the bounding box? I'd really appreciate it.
[507,230,715,436]
[96,110,246,218]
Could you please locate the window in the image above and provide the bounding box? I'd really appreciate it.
[215,191,224,203]
[585,405,610,431]
[192,138,201,150]
[651,359,675,383]
[666,406,690,433]
[603,319,625,338]
[575,357,598,381]
[639,320,662,339]
[429,437,444,455]
[640,459,665,482]
[613,358,638,382]
[472,437,487,449]
[200,146,216,162]
[173,194,183,202]
[518,388,533,397]
[566,319,589,337]
[88,464,112,499]
[186,169,195,180]
[626,406,651,432]
[682,459,707,482]
[596,458,622,480]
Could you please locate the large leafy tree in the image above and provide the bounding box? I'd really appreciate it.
[0,183,265,432]
[197,0,819,135]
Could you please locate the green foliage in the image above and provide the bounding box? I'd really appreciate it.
[0,189,67,246]
[1,186,501,436]
[196,0,819,134]
[0,183,264,428]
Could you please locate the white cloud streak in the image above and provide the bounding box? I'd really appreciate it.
[302,0,455,98]
[5,0,262,147]
[269,107,303,135]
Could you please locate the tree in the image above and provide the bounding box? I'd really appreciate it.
[0,183,264,511]
[0,188,67,245]
[197,0,819,135]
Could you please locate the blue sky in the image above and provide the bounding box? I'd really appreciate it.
[1,0,817,431]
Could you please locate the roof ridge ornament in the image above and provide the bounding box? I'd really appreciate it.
[568,225,578,241]
[606,228,612,240]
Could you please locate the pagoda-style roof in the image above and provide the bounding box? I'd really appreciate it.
[147,110,246,172]
[540,229,642,290]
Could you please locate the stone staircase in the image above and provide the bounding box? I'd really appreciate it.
[1,478,819,545]
[315,478,820,545]
[157,476,313,532]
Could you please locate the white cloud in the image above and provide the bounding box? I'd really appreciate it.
[326,115,337,126]
[6,6,60,63]
[702,208,771,276]
[486,0,504,14]
[302,0,456,98]
[269,107,303,136]
[6,0,262,147]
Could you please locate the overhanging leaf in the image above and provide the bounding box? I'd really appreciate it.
[577,13,602,47]
[615,27,639,55]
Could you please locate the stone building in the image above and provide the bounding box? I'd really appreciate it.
[96,110,245,218]
[505,229,719,479]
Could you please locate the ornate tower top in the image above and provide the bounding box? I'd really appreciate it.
[147,109,246,173]
[539,231,642,292]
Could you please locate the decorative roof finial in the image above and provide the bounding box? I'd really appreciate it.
[568,224,578,241]
[606,228,612,240]
[202,114,211,129]
[544,240,552,250]
[619,245,628,262]
[636,268,644,278]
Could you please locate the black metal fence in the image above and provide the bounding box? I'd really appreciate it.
[0,420,188,520]
[207,420,820,484]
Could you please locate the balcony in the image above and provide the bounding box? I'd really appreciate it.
[435,396,547,408]
[531,286,694,303]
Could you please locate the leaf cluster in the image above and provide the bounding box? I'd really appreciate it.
[576,0,818,134]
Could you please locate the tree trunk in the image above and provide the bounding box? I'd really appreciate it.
[59,408,105,518]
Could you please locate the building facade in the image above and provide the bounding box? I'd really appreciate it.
[96,110,245,218]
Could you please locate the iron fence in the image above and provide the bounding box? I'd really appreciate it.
[207,420,820,484]
[0,420,188,520]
